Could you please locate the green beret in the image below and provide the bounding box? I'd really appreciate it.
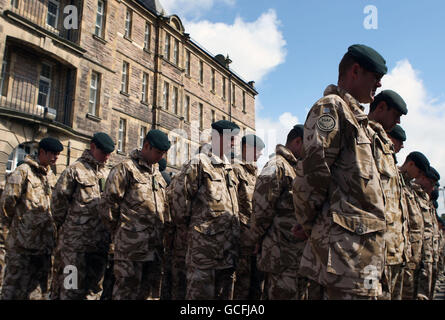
[92,132,115,154]
[388,125,406,142]
[39,137,63,152]
[211,120,240,135]
[407,151,430,173]
[373,90,407,115]
[425,166,440,182]
[347,44,388,75]
[241,134,265,149]
[146,129,171,151]
[158,158,167,172]
[293,124,304,138]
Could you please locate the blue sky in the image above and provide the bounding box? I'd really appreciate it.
[162,0,445,213]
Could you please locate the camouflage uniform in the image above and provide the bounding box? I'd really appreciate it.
[413,184,434,300]
[248,144,304,300]
[430,208,440,299]
[293,85,386,299]
[169,149,240,300]
[232,159,264,300]
[400,171,424,300]
[51,150,111,299]
[0,155,56,299]
[368,121,410,300]
[101,149,170,300]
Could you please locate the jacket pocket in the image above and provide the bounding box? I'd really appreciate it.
[75,174,97,204]
[327,200,386,278]
[190,219,226,268]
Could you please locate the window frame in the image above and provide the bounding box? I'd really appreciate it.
[95,0,105,37]
[118,118,127,152]
[89,71,101,116]
[121,61,129,93]
[124,8,132,38]
[46,0,60,29]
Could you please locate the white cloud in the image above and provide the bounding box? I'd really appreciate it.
[381,59,445,213]
[183,9,287,83]
[162,0,235,18]
[254,100,299,170]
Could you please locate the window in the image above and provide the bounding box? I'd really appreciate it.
[38,63,52,108]
[124,9,132,38]
[139,126,147,149]
[185,50,190,76]
[118,118,126,152]
[183,142,189,163]
[46,0,59,28]
[232,83,236,106]
[144,22,151,50]
[222,115,226,121]
[211,110,216,123]
[199,60,203,84]
[211,69,215,92]
[89,71,100,115]
[141,72,149,104]
[222,76,226,99]
[172,87,178,114]
[164,33,170,60]
[6,143,38,174]
[184,95,190,122]
[163,81,169,110]
[95,0,105,37]
[242,91,246,112]
[168,136,178,166]
[121,61,129,93]
[199,103,203,129]
[11,0,18,9]
[0,58,8,96]
[173,39,179,65]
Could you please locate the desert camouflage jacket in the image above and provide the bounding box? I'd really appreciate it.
[400,170,424,268]
[232,159,258,256]
[168,149,240,270]
[293,85,386,296]
[52,150,110,252]
[368,120,410,265]
[101,149,169,261]
[248,144,303,274]
[0,155,56,254]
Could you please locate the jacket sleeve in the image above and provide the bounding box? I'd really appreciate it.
[51,167,76,229]
[0,168,26,227]
[167,159,200,229]
[292,98,341,235]
[247,159,282,247]
[101,163,128,234]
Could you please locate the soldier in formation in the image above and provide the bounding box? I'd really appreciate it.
[51,132,115,299]
[232,134,265,300]
[0,137,63,299]
[0,45,444,300]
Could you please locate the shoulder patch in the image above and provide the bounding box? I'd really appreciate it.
[317,114,336,132]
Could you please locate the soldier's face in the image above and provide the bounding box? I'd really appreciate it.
[389,137,403,153]
[416,173,435,194]
[146,146,166,165]
[91,143,111,164]
[39,150,60,166]
[355,67,382,103]
[382,106,402,131]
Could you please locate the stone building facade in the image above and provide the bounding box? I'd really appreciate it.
[0,0,257,182]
